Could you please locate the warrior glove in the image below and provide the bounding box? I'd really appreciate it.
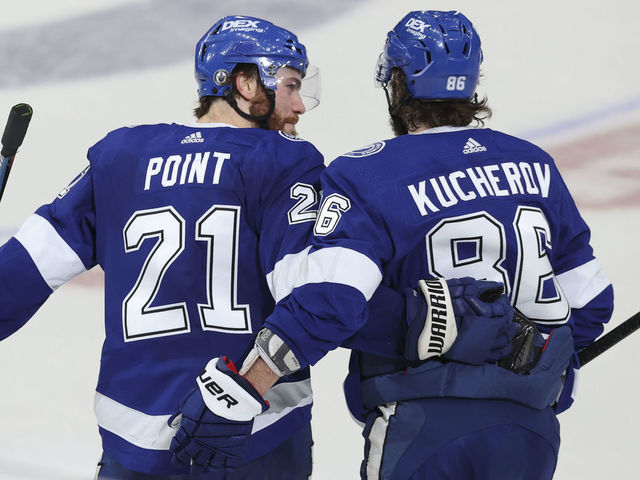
[405,277,518,365]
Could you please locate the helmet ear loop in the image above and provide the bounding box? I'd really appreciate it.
[223,87,276,129]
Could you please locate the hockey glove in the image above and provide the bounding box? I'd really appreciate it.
[554,350,579,414]
[496,310,545,373]
[405,277,518,365]
[522,326,575,409]
[168,357,268,476]
[496,312,579,413]
[362,325,575,411]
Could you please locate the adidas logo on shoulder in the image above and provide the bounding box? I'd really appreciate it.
[181,132,204,144]
[463,137,487,154]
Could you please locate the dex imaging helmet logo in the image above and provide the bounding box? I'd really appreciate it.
[221,19,264,33]
[405,18,428,38]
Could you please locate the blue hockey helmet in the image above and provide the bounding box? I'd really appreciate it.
[195,16,310,99]
[375,10,482,100]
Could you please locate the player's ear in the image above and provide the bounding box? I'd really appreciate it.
[235,72,260,101]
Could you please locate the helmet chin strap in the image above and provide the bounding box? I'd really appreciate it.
[383,83,411,136]
[223,88,276,129]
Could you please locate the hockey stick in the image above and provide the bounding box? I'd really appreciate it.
[0,103,33,203]
[578,311,640,366]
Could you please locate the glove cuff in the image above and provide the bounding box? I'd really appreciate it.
[197,357,265,421]
[415,278,458,360]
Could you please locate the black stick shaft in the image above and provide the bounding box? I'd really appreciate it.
[578,311,640,366]
[0,103,33,202]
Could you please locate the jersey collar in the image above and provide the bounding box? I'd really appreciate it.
[175,122,238,128]
[410,125,478,135]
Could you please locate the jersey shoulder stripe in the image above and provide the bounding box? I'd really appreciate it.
[14,214,86,290]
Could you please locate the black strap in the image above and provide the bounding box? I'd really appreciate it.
[382,83,411,136]
[223,88,275,129]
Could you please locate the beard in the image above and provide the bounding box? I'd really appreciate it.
[268,111,299,136]
[249,88,299,135]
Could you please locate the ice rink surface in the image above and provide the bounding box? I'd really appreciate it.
[0,0,639,478]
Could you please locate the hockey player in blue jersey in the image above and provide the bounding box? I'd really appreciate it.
[196,10,615,480]
[0,15,324,479]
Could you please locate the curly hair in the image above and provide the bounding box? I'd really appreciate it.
[386,69,492,136]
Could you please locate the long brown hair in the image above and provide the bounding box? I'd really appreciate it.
[386,69,492,136]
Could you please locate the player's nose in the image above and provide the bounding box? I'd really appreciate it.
[293,93,306,115]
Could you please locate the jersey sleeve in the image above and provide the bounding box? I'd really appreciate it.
[342,284,406,357]
[0,164,97,340]
[548,162,613,349]
[264,158,390,367]
[251,137,326,299]
[0,238,54,340]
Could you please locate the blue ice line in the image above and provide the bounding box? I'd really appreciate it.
[520,96,640,141]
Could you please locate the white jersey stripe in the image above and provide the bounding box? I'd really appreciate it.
[94,393,174,450]
[252,379,313,432]
[266,246,382,303]
[266,246,313,301]
[94,379,313,450]
[366,402,397,480]
[14,214,87,290]
[556,258,611,309]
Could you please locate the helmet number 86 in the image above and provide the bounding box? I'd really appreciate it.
[446,76,466,91]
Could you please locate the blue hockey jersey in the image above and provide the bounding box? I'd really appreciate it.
[263,125,614,374]
[0,123,324,474]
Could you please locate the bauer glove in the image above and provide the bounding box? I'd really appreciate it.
[168,357,268,476]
